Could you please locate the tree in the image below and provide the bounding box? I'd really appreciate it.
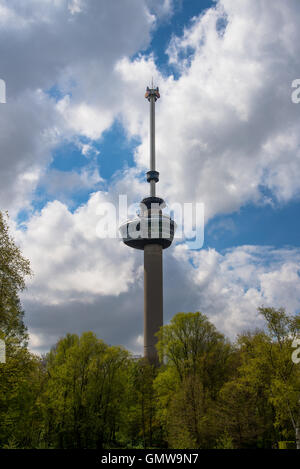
[258,307,300,449]
[217,333,277,449]
[218,308,300,449]
[155,312,233,448]
[156,312,233,393]
[0,210,32,345]
[127,359,163,449]
[42,332,130,449]
[0,210,38,448]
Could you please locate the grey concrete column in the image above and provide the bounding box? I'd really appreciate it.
[144,243,163,364]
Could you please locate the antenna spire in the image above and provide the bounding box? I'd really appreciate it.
[145,84,160,197]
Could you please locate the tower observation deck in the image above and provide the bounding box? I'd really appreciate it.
[119,86,175,365]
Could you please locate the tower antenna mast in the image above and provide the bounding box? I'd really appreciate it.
[145,83,160,197]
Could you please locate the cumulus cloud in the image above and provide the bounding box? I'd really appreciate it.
[0,0,164,213]
[37,163,103,207]
[0,88,63,215]
[127,0,300,219]
[15,194,140,304]
[2,0,300,354]
[173,244,300,338]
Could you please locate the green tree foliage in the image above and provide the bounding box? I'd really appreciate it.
[41,332,130,448]
[155,312,234,448]
[217,334,277,449]
[0,347,43,447]
[125,359,164,449]
[257,307,300,448]
[0,210,40,448]
[217,308,300,448]
[0,211,31,345]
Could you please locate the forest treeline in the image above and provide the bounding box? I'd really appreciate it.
[1,210,300,450]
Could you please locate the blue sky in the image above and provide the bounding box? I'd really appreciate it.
[34,0,300,254]
[1,0,300,354]
[39,1,216,211]
[146,0,214,75]
[35,0,300,256]
[206,199,300,251]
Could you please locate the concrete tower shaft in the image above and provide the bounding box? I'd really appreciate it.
[144,244,163,364]
[120,85,175,366]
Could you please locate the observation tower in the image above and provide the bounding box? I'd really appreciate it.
[119,85,175,365]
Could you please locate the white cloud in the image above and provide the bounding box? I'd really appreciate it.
[120,0,300,220]
[0,89,62,215]
[37,166,102,208]
[173,244,300,338]
[15,194,139,305]
[0,0,163,213]
[68,0,84,15]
